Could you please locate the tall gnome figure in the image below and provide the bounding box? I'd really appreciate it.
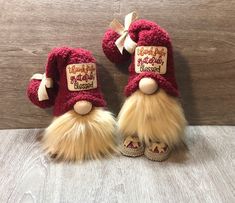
[27,47,117,161]
[102,12,187,161]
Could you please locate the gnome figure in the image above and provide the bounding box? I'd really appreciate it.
[27,47,117,161]
[102,12,187,161]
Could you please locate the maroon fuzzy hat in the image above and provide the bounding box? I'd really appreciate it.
[27,47,106,116]
[102,15,179,97]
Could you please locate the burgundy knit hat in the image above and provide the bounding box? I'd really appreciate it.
[27,47,106,116]
[102,14,179,97]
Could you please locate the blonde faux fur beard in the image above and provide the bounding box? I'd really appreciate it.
[42,107,117,161]
[118,89,187,147]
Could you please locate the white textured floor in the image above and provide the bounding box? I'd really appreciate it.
[0,126,234,203]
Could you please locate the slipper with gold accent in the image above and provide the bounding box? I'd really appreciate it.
[120,135,144,157]
[144,141,171,161]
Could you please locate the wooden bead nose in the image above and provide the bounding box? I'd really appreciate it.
[139,78,158,95]
[73,101,92,115]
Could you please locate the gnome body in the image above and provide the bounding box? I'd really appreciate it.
[27,47,117,161]
[103,16,187,161]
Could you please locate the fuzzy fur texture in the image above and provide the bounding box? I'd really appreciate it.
[42,107,117,161]
[118,89,187,148]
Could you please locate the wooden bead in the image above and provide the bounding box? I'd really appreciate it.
[139,77,158,95]
[73,100,92,115]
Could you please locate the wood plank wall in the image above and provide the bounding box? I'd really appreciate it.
[0,0,234,128]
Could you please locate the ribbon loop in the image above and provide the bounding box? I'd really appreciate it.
[109,11,138,54]
[124,11,138,31]
[110,19,125,35]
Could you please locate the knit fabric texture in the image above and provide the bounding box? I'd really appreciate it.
[27,79,58,108]
[102,19,179,97]
[27,47,106,116]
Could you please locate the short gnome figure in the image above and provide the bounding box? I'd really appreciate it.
[27,47,117,161]
[102,12,187,161]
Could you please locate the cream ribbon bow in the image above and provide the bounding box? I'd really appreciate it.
[31,73,53,101]
[110,11,138,54]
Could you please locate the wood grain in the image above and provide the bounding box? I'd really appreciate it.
[0,0,235,128]
[0,126,234,202]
